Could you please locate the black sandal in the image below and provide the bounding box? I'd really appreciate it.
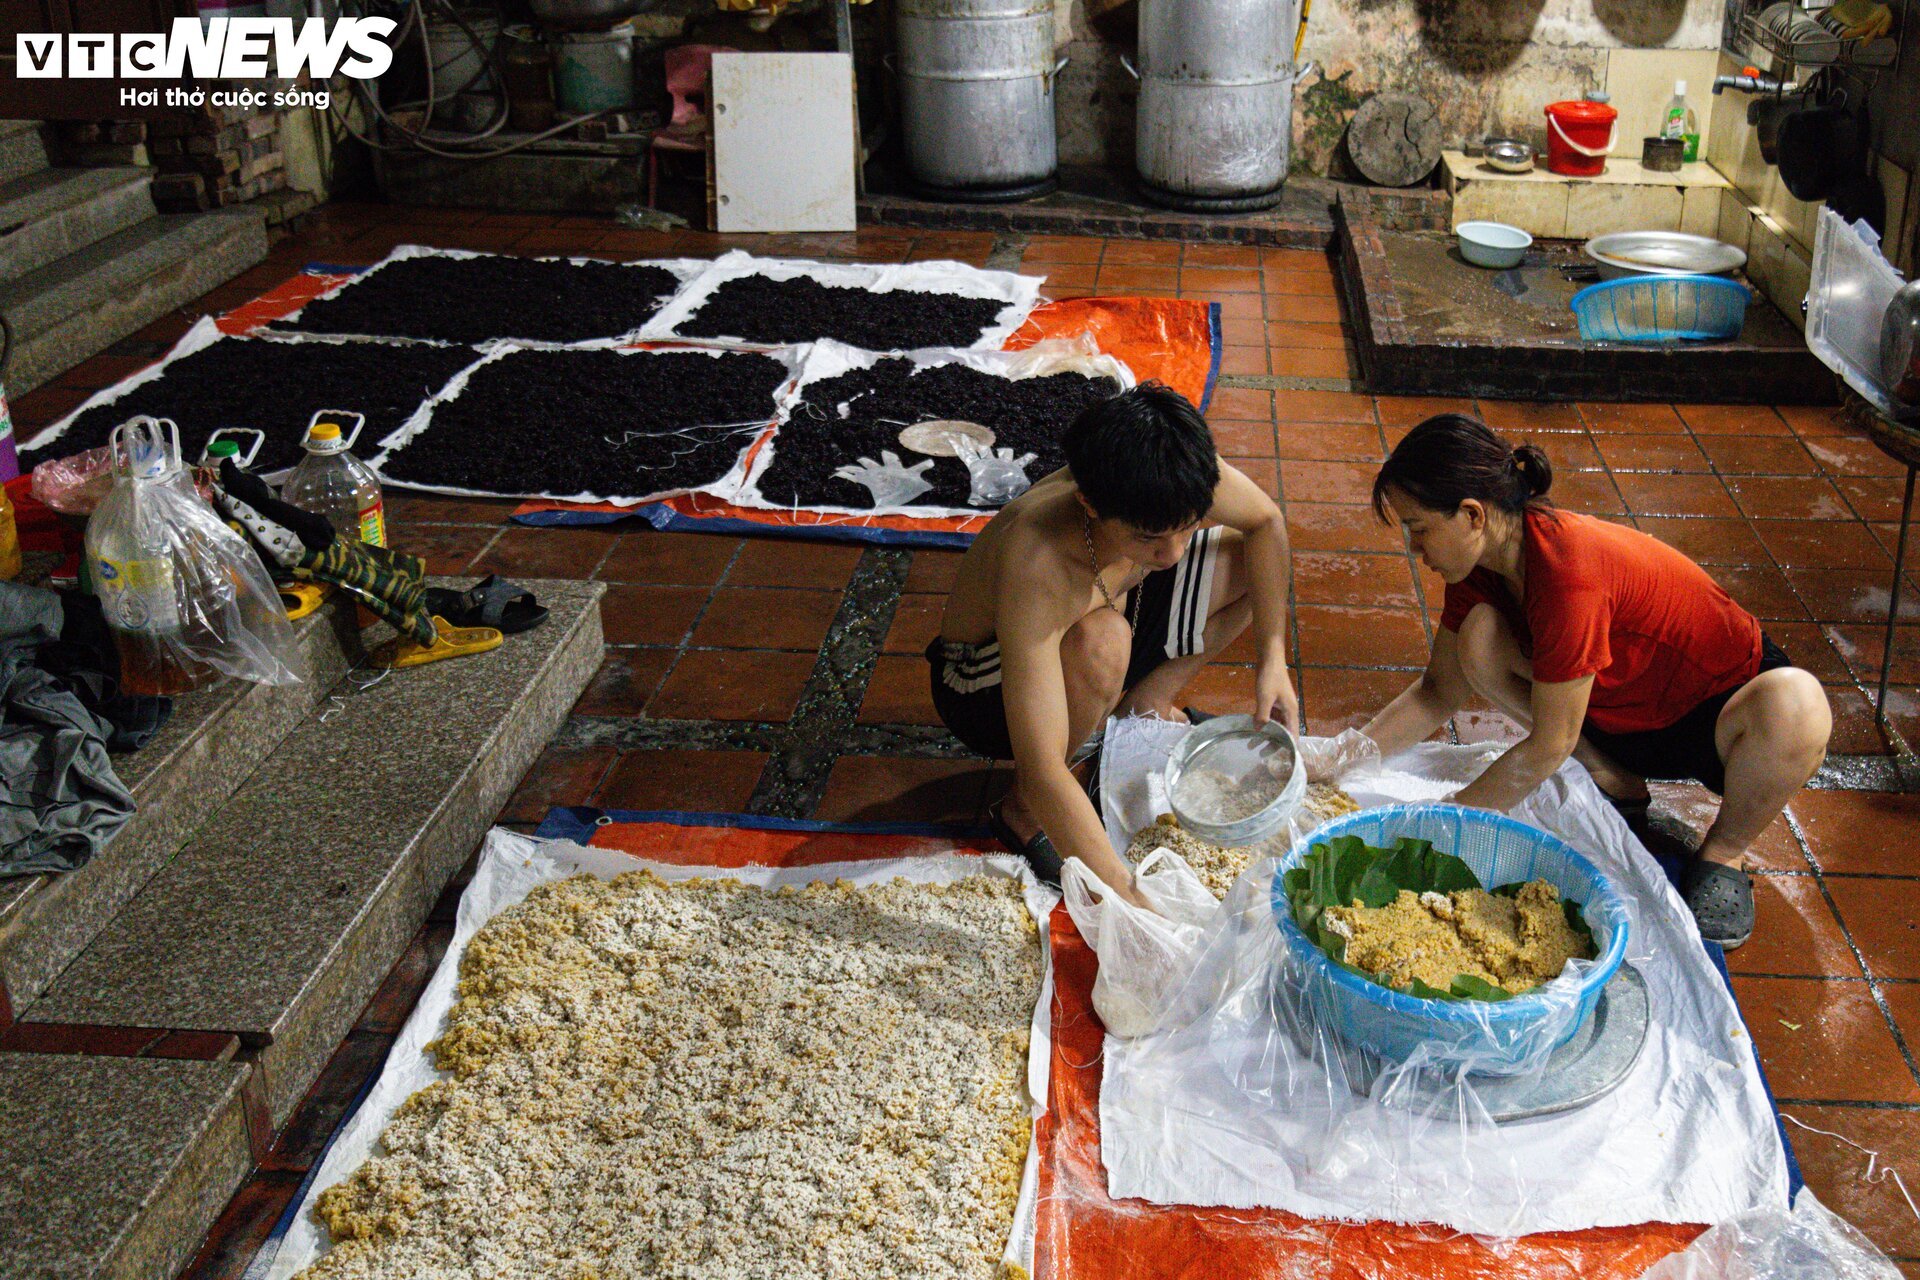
[1682,859,1754,950]
[422,575,549,635]
[987,801,1065,886]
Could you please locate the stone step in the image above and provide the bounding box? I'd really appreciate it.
[0,120,52,186]
[0,1052,256,1280]
[0,602,360,1023]
[24,580,605,1127]
[0,167,156,285]
[0,207,268,396]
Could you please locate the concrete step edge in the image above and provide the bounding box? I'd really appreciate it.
[0,167,156,285]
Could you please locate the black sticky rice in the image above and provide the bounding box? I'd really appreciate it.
[379,347,791,500]
[18,338,478,474]
[675,275,1008,349]
[754,359,1122,511]
[270,255,684,345]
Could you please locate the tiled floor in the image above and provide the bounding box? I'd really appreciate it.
[14,204,1919,1274]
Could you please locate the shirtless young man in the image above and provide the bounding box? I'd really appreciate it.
[923,383,1297,904]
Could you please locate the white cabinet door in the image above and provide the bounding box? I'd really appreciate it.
[711,52,857,233]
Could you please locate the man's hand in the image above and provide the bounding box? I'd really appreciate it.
[1252,658,1300,735]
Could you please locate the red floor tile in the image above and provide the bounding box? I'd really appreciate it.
[1763,621,1851,682]
[1833,475,1912,523]
[1177,661,1257,717]
[1713,564,1813,620]
[593,749,770,811]
[1102,240,1182,266]
[1611,472,1738,518]
[1033,263,1098,291]
[884,593,945,654]
[1779,404,1854,436]
[1752,518,1895,571]
[469,527,617,579]
[858,655,941,725]
[1477,399,1585,432]
[1579,402,1687,433]
[1648,781,1808,871]
[648,650,815,721]
[1263,267,1340,297]
[1183,243,1263,268]
[1294,604,1429,668]
[1826,683,1898,755]
[1275,422,1386,462]
[1726,873,1863,978]
[1802,434,1908,477]
[1633,516,1771,565]
[1265,320,1350,349]
[385,493,523,526]
[1550,470,1629,514]
[691,587,840,651]
[1786,568,1916,624]
[1267,294,1346,324]
[499,743,618,824]
[1098,264,1179,292]
[1210,386,1275,420]
[1726,476,1856,521]
[1777,1105,1920,1258]
[1212,419,1277,456]
[1290,551,1419,608]
[1675,403,1792,435]
[1301,667,1410,735]
[1518,432,1605,471]
[1022,235,1104,264]
[1273,388,1375,424]
[1220,344,1270,375]
[596,532,740,585]
[1181,265,1263,293]
[398,525,497,577]
[1792,791,1920,876]
[1827,877,1920,978]
[1372,395,1475,428]
[575,649,676,716]
[598,583,708,646]
[1823,623,1920,685]
[1594,433,1712,472]
[1698,435,1820,475]
[727,539,862,589]
[813,757,993,824]
[1285,502,1406,554]
[1880,982,1920,1063]
[1281,458,1381,506]
[903,549,964,593]
[1270,347,1358,380]
[1734,976,1920,1102]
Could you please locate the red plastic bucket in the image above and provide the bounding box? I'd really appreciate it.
[1544,100,1617,177]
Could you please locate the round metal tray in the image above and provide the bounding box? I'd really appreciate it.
[1310,963,1652,1122]
[1585,231,1747,280]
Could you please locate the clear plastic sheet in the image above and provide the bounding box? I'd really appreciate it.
[1638,1188,1902,1279]
[1089,719,1793,1238]
[82,418,303,688]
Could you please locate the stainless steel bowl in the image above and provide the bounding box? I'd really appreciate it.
[1584,231,1748,280]
[1484,138,1534,173]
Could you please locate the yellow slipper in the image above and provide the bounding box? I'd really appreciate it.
[280,581,332,620]
[369,616,504,670]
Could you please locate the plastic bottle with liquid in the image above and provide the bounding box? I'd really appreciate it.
[85,419,218,695]
[281,413,386,547]
[1661,80,1699,163]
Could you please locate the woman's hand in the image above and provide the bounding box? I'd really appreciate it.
[1253,657,1300,735]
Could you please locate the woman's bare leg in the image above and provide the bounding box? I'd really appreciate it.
[1700,668,1831,869]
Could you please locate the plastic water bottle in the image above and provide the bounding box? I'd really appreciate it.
[282,412,385,547]
[86,418,217,695]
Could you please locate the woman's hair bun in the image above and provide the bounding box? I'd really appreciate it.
[1511,443,1553,499]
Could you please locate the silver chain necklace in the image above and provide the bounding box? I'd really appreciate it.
[1084,513,1141,632]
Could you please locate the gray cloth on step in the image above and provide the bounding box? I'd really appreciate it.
[0,581,137,877]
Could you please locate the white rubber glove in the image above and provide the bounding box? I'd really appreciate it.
[833,450,935,508]
[952,437,1037,507]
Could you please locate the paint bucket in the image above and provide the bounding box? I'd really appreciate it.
[427,10,500,123]
[555,24,637,114]
[1544,99,1617,177]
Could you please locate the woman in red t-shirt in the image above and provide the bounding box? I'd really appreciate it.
[1360,415,1831,948]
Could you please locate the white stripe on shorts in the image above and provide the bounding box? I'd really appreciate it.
[1166,526,1221,661]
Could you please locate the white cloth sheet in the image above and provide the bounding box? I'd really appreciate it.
[264,827,1060,1280]
[1095,716,1791,1237]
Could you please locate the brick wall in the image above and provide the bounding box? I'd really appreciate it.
[59,100,290,213]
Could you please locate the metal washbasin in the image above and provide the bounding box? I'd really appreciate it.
[1584,231,1748,280]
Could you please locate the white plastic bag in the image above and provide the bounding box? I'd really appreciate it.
[1062,847,1216,1038]
[84,418,304,690]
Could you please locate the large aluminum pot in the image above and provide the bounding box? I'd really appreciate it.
[897,0,1062,198]
[1132,0,1301,204]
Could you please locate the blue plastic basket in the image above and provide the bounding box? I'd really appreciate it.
[1271,805,1631,1074]
[1570,274,1752,342]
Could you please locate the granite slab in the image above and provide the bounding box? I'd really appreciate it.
[1337,203,1833,404]
[27,580,605,1125]
[0,1052,254,1280]
[0,601,361,1016]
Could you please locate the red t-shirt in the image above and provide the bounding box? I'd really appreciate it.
[1439,508,1762,734]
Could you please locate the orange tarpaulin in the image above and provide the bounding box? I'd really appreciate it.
[566,814,1709,1280]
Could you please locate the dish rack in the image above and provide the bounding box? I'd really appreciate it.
[1724,0,1898,70]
